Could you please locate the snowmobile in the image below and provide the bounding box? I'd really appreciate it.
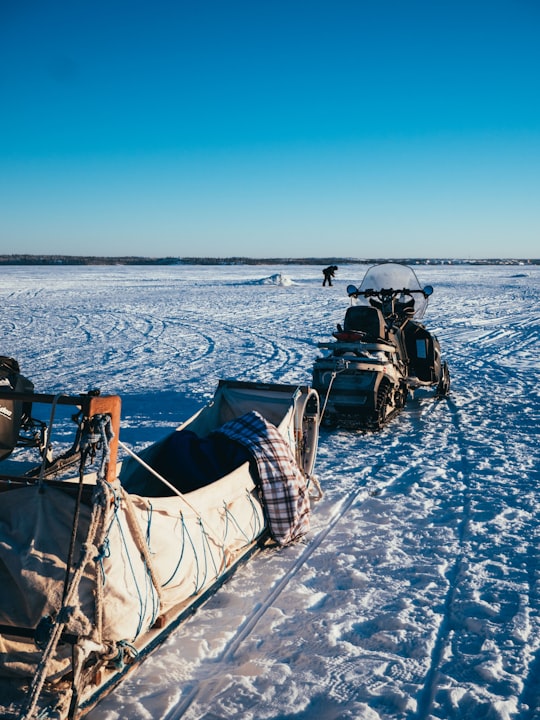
[312,263,450,429]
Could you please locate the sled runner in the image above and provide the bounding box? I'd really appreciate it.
[0,377,319,719]
[312,262,450,429]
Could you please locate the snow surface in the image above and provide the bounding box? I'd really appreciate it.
[1,263,539,720]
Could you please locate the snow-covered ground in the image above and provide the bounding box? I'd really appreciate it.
[1,262,539,720]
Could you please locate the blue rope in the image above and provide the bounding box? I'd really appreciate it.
[111,640,139,670]
[185,514,202,595]
[94,537,111,586]
[111,512,145,636]
[161,510,203,596]
[223,501,251,544]
[246,489,265,538]
[197,517,222,586]
[162,512,188,587]
[143,503,162,622]
[142,554,160,628]
[108,507,160,636]
[145,503,154,551]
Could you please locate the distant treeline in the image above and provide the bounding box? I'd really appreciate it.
[0,255,537,266]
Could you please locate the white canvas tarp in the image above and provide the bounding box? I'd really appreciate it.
[0,465,264,679]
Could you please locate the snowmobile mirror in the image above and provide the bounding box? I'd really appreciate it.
[347,284,358,297]
[423,285,434,297]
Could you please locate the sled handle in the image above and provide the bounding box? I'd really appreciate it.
[0,390,121,484]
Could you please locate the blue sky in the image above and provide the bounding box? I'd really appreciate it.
[1,1,539,259]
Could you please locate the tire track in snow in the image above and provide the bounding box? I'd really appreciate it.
[2,273,317,394]
[161,482,374,720]
[161,316,310,391]
[4,299,309,396]
[412,395,473,720]
[517,535,540,720]
[207,320,302,384]
[160,410,441,720]
[30,308,216,392]
[413,334,540,718]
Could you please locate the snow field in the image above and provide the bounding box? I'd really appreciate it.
[1,263,539,719]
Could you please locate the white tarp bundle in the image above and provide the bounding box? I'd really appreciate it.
[0,380,319,702]
[0,464,264,680]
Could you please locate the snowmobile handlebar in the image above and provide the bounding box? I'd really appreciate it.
[346,285,434,299]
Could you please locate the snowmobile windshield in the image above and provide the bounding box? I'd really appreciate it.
[358,263,430,319]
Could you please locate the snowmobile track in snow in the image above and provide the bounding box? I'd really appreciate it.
[412,395,474,719]
[412,384,540,719]
[162,405,443,720]
[162,476,375,720]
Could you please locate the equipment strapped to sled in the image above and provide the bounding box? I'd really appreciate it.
[0,356,38,460]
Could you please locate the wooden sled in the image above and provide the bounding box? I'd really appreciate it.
[0,380,319,719]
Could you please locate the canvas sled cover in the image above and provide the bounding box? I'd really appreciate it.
[0,411,312,681]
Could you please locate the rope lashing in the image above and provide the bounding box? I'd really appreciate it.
[198,516,223,582]
[19,413,115,720]
[120,491,164,625]
[319,360,349,423]
[223,497,261,544]
[18,500,104,720]
[145,503,154,549]
[61,413,115,605]
[81,413,115,480]
[94,537,111,586]
[111,640,139,670]
[245,489,265,538]
[162,512,189,587]
[37,393,62,491]
[307,473,324,501]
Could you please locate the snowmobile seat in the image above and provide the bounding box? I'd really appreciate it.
[343,306,386,341]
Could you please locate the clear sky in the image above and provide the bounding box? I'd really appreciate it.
[1,0,539,259]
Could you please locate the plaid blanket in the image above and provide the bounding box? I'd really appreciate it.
[216,411,310,545]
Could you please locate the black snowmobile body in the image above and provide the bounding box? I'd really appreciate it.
[0,356,35,460]
[312,263,450,429]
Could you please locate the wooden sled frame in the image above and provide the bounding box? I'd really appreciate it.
[0,384,311,719]
[0,390,121,488]
[0,391,122,614]
[0,391,122,718]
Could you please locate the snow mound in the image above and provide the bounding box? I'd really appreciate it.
[249,273,296,287]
